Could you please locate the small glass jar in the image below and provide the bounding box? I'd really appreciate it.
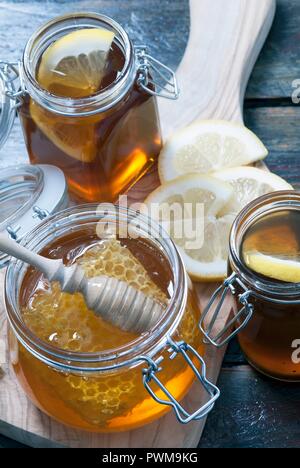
[0,13,178,203]
[5,205,219,432]
[200,191,300,382]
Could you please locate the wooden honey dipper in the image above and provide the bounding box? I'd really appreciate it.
[0,232,163,333]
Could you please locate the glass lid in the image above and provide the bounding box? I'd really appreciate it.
[0,164,68,267]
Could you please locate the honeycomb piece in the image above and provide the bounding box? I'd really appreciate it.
[77,239,167,304]
[23,238,169,352]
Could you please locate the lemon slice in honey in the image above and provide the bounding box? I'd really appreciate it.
[37,28,115,97]
[31,28,115,162]
[30,101,101,163]
[243,251,300,283]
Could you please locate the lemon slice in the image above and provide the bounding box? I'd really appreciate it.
[214,166,293,216]
[158,120,268,183]
[30,101,101,162]
[176,214,236,281]
[243,251,300,283]
[144,174,234,281]
[38,28,115,97]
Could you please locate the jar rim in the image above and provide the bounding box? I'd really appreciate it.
[5,204,187,372]
[22,12,136,116]
[229,190,300,299]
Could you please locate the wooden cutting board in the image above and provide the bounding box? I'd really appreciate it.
[0,0,276,448]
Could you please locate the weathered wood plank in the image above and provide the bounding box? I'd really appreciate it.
[199,365,300,448]
[246,0,300,100]
[244,105,300,189]
[223,339,247,366]
[0,434,25,448]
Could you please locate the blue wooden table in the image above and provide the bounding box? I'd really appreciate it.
[0,0,300,449]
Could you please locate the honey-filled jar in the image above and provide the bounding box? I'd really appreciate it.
[200,191,300,382]
[0,13,178,203]
[4,204,219,432]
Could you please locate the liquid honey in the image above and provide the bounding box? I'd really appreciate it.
[237,210,300,380]
[18,39,162,203]
[12,232,203,431]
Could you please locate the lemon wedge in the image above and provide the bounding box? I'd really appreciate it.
[145,167,293,281]
[152,118,292,281]
[214,166,293,216]
[145,174,234,281]
[31,28,115,162]
[30,101,102,162]
[243,251,300,283]
[37,28,115,97]
[158,120,268,183]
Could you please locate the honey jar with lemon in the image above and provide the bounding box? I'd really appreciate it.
[0,13,178,203]
[200,191,300,382]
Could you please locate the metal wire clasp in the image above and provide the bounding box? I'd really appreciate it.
[142,337,220,424]
[135,46,179,100]
[0,60,24,108]
[199,273,254,348]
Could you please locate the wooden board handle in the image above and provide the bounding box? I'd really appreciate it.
[159,0,276,137]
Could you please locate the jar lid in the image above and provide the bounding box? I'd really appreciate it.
[0,64,17,150]
[0,164,68,267]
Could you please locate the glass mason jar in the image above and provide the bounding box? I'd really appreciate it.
[5,205,219,432]
[0,13,178,203]
[200,191,300,382]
